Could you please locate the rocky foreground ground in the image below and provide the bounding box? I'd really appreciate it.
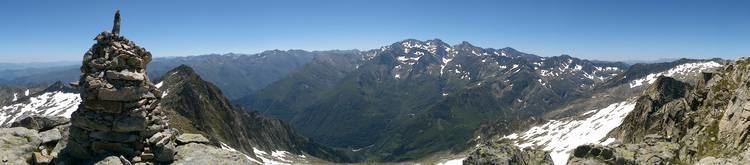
[0,116,254,164]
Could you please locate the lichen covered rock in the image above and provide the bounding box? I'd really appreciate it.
[174,143,256,165]
[463,139,553,165]
[567,134,679,165]
[593,58,750,163]
[0,127,41,164]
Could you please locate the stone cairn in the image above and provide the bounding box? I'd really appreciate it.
[67,10,177,163]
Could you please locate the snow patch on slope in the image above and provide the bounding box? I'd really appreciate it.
[155,81,164,88]
[0,91,81,126]
[436,157,466,165]
[503,100,637,165]
[220,142,263,164]
[630,61,722,88]
[219,142,311,164]
[252,147,309,165]
[441,57,453,75]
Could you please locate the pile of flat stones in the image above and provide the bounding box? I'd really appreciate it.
[67,10,177,164]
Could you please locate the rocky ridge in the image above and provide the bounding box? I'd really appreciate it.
[460,59,723,164]
[568,57,750,164]
[156,64,353,163]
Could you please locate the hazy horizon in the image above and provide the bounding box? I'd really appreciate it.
[1,0,748,63]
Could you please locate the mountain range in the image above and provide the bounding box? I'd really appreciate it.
[0,50,362,99]
[0,38,737,164]
[243,39,631,161]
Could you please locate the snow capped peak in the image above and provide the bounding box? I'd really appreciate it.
[400,39,449,55]
[456,41,474,48]
[532,55,626,83]
[498,47,519,57]
[426,38,449,47]
[400,39,424,49]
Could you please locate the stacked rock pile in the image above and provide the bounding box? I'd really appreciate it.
[67,10,177,163]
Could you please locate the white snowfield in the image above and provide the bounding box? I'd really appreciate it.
[0,91,80,126]
[630,61,722,88]
[503,100,636,165]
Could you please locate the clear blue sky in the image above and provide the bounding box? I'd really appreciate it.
[1,0,748,63]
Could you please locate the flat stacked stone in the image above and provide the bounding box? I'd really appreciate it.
[67,10,177,163]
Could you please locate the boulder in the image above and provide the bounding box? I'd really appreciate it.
[176,133,210,144]
[695,148,750,164]
[33,152,53,164]
[39,128,62,144]
[70,110,113,131]
[0,127,41,164]
[111,115,147,132]
[97,87,152,101]
[105,70,145,81]
[94,156,130,165]
[153,140,176,162]
[464,139,552,165]
[567,136,680,165]
[10,116,70,131]
[91,141,137,157]
[89,131,139,142]
[84,100,124,113]
[173,143,255,165]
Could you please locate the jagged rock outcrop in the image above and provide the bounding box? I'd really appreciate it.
[572,58,750,164]
[65,10,177,163]
[463,139,553,165]
[608,76,693,143]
